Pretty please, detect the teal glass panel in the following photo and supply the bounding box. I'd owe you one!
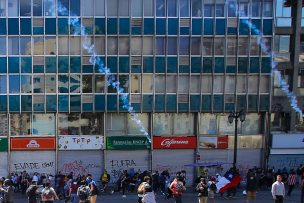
[0,57,7,73]
[83,103,93,112]
[144,18,154,34]
[216,19,226,35]
[237,95,247,111]
[214,57,224,73]
[95,18,105,34]
[107,57,118,73]
[156,18,166,35]
[213,95,224,112]
[204,19,213,35]
[70,57,81,73]
[239,19,250,35]
[143,57,153,73]
[168,18,178,35]
[132,27,142,35]
[58,75,69,93]
[190,95,200,111]
[143,95,153,112]
[261,57,272,73]
[250,57,260,73]
[45,57,57,73]
[155,94,165,112]
[0,96,7,111]
[131,103,141,112]
[263,19,273,35]
[225,103,235,112]
[21,57,32,73]
[179,65,190,73]
[167,57,177,73]
[20,18,32,35]
[8,18,19,35]
[58,95,69,112]
[191,57,201,73]
[107,95,117,111]
[82,65,93,73]
[9,96,20,112]
[166,95,177,112]
[95,95,105,112]
[58,18,69,34]
[119,95,129,112]
[58,56,69,73]
[94,56,106,73]
[131,65,141,73]
[203,57,213,73]
[45,18,56,34]
[46,95,57,112]
[9,76,20,93]
[155,57,166,73]
[33,65,44,73]
[107,18,118,34]
[238,57,248,73]
[178,103,188,112]
[8,57,19,73]
[21,95,32,112]
[0,19,6,35]
[180,27,189,35]
[33,27,44,35]
[70,18,81,35]
[119,57,129,73]
[251,19,261,35]
[70,95,81,112]
[248,95,258,111]
[119,18,130,34]
[192,19,202,35]
[260,95,270,111]
[70,0,80,16]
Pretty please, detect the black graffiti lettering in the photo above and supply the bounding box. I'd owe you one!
[14,162,39,170]
[42,162,54,168]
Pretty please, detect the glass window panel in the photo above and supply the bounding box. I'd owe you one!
[9,75,20,93]
[216,4,225,17]
[156,37,165,55]
[192,0,202,17]
[45,36,56,55]
[58,113,68,134]
[153,113,173,135]
[33,37,44,55]
[94,36,105,55]
[204,4,214,17]
[248,76,258,93]
[179,0,189,17]
[95,75,105,93]
[8,37,19,55]
[156,0,165,17]
[8,0,19,16]
[0,0,6,16]
[58,37,69,55]
[33,0,43,16]
[0,37,6,55]
[202,38,213,56]
[82,0,93,16]
[225,76,235,93]
[45,0,55,16]
[82,75,92,93]
[33,75,44,93]
[263,1,272,17]
[95,0,105,16]
[201,75,212,93]
[131,0,142,17]
[119,37,129,55]
[106,113,127,136]
[227,37,237,56]
[178,75,189,93]
[10,114,31,136]
[155,75,165,93]
[168,37,177,55]
[62,114,80,135]
[173,114,194,135]
[260,76,270,93]
[179,37,189,55]
[239,2,248,17]
[127,113,148,134]
[251,1,261,17]
[118,75,129,93]
[166,75,177,93]
[228,2,237,17]
[20,37,31,55]
[142,75,153,93]
[190,75,200,93]
[213,76,224,93]
[45,75,56,93]
[238,37,249,55]
[70,36,81,55]
[167,0,176,17]
[191,37,201,55]
[32,114,55,135]
[70,75,80,93]
[58,75,69,93]
[80,113,102,135]
[0,76,7,94]
[214,38,224,55]
[119,0,129,16]
[20,0,31,16]
[250,37,260,55]
[21,75,32,93]
[143,37,153,55]
[236,75,247,93]
[131,37,142,55]
[107,37,117,55]
[144,0,153,16]
[199,113,217,134]
[107,0,118,16]
[131,75,140,93]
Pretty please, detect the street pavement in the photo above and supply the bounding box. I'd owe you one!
[11,187,303,203]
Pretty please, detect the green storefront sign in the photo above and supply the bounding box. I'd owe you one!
[0,138,8,152]
[106,136,150,150]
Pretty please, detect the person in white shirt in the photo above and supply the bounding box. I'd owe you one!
[271,175,285,203]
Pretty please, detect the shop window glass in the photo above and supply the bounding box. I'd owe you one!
[21,75,32,93]
[106,113,127,136]
[33,114,55,135]
[0,76,7,93]
[199,113,217,134]
[10,114,31,136]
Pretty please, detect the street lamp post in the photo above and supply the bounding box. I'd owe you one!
[228,109,246,169]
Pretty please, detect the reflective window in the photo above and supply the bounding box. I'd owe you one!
[179,37,189,55]
[251,1,261,17]
[143,0,153,16]
[191,37,201,55]
[155,75,165,93]
[82,75,92,93]
[204,4,214,17]
[21,75,32,93]
[201,76,212,93]
[58,37,69,55]
[213,76,224,93]
[107,0,118,16]
[274,35,290,62]
[10,114,31,136]
[107,37,118,55]
[33,75,44,93]
[119,37,130,55]
[167,37,177,55]
[0,37,6,55]
[20,37,31,55]
[95,75,105,93]
[132,0,142,17]
[192,0,202,17]
[166,75,177,93]
[33,37,44,55]
[70,75,80,93]
[20,0,31,16]
[45,37,57,55]
[8,37,19,55]
[156,0,165,16]
[214,38,224,55]
[80,113,102,135]
[143,37,153,55]
[131,37,142,55]
[9,75,20,93]
[156,37,165,55]
[227,37,237,56]
[142,75,153,93]
[0,0,6,16]
[95,0,105,16]
[33,0,43,16]
[263,1,273,17]
[238,37,249,55]
[216,4,225,17]
[59,75,69,93]
[95,36,105,55]
[32,114,55,135]
[178,75,189,93]
[179,0,189,17]
[45,0,56,16]
[46,75,56,93]
[8,0,19,16]
[202,38,213,56]
[0,76,7,94]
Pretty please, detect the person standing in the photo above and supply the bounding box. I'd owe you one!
[170,177,186,203]
[271,175,285,203]
[0,179,14,203]
[196,178,208,203]
[246,172,258,203]
[86,174,98,203]
[68,181,79,203]
[41,182,59,203]
[137,176,151,203]
[286,170,297,196]
[26,181,38,203]
[301,177,304,203]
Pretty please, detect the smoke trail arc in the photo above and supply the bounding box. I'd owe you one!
[57,3,151,142]
[228,0,303,118]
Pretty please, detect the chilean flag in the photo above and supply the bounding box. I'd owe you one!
[216,171,242,193]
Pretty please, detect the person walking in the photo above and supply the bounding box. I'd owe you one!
[170,177,186,203]
[68,181,79,203]
[286,170,297,196]
[26,181,38,203]
[271,175,285,203]
[196,178,208,203]
[41,182,59,203]
[0,179,14,203]
[137,176,151,203]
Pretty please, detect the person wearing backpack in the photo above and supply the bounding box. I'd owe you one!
[170,177,186,203]
[196,178,208,203]
[26,181,38,203]
[0,179,14,203]
[137,176,151,203]
[41,182,58,203]
[77,184,90,203]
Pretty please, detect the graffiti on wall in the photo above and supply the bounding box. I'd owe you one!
[107,159,139,183]
[60,160,101,176]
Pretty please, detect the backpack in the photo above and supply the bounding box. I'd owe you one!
[175,181,185,193]
[42,188,54,200]
[77,185,90,200]
[26,185,37,197]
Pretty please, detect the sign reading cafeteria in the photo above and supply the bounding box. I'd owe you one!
[10,137,56,150]
[58,136,104,150]
[153,136,197,149]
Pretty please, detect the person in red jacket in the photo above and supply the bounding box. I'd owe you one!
[170,177,186,203]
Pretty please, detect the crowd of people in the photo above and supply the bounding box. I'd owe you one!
[0,164,302,203]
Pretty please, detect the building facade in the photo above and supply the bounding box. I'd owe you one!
[0,0,278,183]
